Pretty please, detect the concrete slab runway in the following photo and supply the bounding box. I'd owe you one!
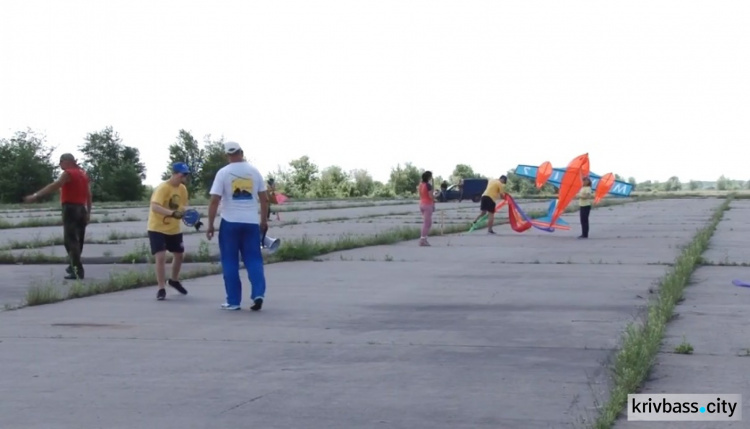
[320,199,716,267]
[0,198,410,217]
[0,199,417,227]
[613,202,750,428]
[0,198,726,429]
[0,200,557,309]
[2,200,553,261]
[0,197,582,244]
[0,199,442,243]
[701,199,750,265]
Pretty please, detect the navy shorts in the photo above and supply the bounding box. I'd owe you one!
[480,196,496,213]
[147,231,184,255]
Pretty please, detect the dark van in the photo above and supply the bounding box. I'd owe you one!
[435,178,488,202]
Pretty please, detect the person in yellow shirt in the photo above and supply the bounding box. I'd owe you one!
[472,175,507,234]
[578,176,593,239]
[147,162,191,300]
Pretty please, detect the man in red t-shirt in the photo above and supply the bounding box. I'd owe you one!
[24,153,92,279]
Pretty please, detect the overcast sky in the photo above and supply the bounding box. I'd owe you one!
[2,0,748,186]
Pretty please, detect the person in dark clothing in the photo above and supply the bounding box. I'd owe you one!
[24,153,91,279]
[62,204,88,277]
[266,178,278,220]
[578,176,593,239]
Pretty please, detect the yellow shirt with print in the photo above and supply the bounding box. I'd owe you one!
[579,186,593,207]
[147,182,189,235]
[482,179,506,202]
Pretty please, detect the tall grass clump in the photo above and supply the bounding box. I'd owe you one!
[26,265,224,306]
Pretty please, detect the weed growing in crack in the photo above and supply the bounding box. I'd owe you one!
[674,337,694,354]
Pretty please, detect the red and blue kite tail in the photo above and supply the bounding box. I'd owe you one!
[506,194,558,233]
[504,194,532,233]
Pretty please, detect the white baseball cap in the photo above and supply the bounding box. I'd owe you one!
[224,141,242,154]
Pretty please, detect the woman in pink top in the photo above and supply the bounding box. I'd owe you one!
[418,171,436,246]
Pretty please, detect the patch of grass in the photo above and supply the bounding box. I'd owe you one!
[120,242,151,263]
[278,209,415,226]
[590,196,731,429]
[197,239,211,260]
[25,282,64,306]
[0,249,67,264]
[267,228,417,262]
[697,259,750,267]
[0,235,123,251]
[0,243,217,265]
[0,236,67,251]
[632,190,750,199]
[274,200,416,213]
[115,242,217,265]
[28,264,224,305]
[0,226,216,254]
[674,337,694,354]
[0,214,142,230]
[107,230,146,241]
[315,216,350,223]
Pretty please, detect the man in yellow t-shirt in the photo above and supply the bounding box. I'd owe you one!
[148,162,191,300]
[472,175,507,234]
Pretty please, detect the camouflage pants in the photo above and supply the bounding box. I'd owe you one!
[62,203,87,277]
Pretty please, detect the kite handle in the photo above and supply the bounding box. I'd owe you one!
[181,209,201,227]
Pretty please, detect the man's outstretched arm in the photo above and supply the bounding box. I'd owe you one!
[24,172,70,202]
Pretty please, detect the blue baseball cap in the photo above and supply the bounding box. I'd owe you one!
[172,162,191,174]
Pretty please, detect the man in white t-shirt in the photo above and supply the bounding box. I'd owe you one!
[205,141,269,311]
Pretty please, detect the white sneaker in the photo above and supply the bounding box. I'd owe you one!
[221,303,241,310]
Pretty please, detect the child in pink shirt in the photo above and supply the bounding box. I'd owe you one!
[418,171,436,246]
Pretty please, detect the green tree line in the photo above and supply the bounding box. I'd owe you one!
[0,127,149,203]
[2,127,747,204]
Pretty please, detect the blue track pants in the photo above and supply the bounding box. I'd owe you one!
[218,219,266,306]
